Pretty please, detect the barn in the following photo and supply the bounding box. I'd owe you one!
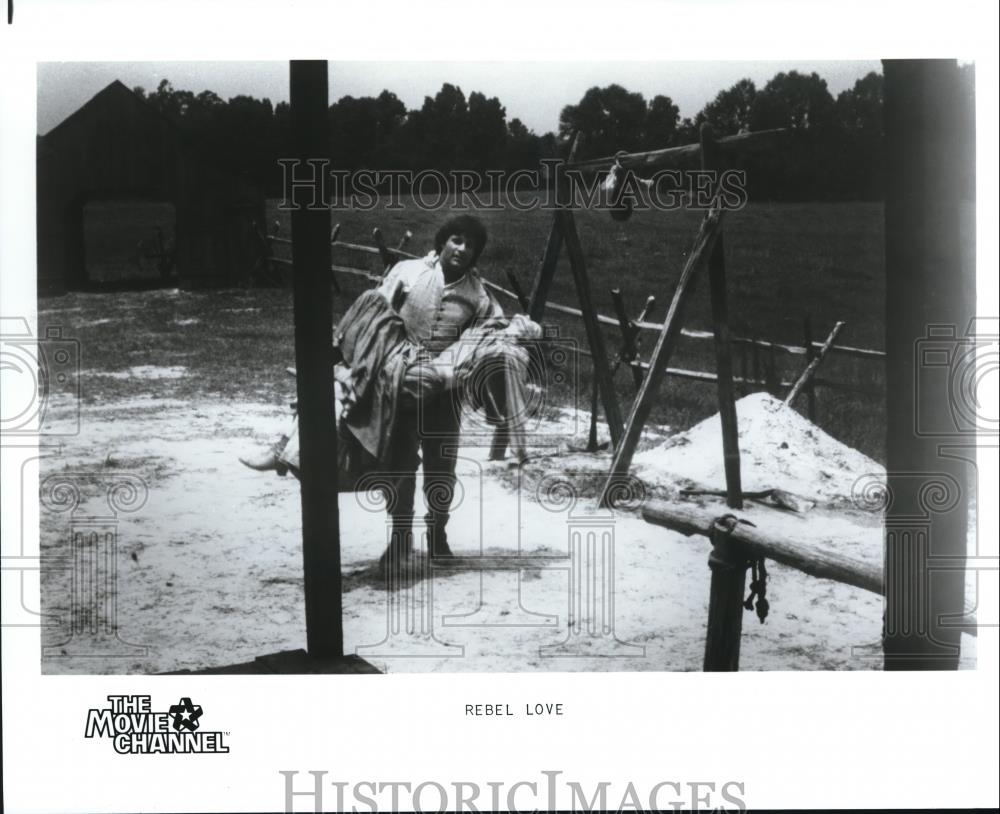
[36,80,265,295]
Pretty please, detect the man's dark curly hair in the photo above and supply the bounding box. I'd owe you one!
[434,215,488,266]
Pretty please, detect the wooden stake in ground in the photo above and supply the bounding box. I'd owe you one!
[289,59,343,658]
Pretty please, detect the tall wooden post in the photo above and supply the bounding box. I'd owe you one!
[701,124,743,509]
[289,60,343,658]
[882,59,970,670]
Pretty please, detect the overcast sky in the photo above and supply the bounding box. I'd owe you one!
[37,60,882,136]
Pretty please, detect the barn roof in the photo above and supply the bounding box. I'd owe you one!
[42,80,174,144]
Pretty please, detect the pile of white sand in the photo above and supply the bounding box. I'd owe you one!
[634,392,884,504]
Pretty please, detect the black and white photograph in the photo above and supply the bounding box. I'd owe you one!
[2,2,998,812]
[28,57,981,675]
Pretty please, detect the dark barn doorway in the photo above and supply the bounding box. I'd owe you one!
[81,197,177,288]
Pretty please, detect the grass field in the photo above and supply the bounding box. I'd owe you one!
[61,197,889,461]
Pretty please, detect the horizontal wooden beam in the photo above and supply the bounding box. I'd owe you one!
[643,499,882,593]
[642,499,979,635]
[565,128,789,175]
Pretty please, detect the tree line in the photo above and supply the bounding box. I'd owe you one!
[134,65,974,202]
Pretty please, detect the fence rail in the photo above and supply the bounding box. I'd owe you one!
[261,225,885,406]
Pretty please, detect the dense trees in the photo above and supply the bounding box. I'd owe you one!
[131,66,975,201]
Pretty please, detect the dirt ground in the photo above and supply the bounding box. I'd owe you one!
[32,285,976,674]
[37,376,975,674]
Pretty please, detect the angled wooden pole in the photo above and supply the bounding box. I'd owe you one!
[560,208,625,448]
[289,60,342,658]
[527,132,582,323]
[599,207,725,507]
[784,321,845,406]
[701,124,743,510]
[492,133,580,460]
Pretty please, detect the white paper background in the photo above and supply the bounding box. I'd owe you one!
[2,1,998,811]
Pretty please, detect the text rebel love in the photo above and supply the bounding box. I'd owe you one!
[465,703,564,716]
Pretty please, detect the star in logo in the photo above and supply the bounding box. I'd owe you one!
[168,698,203,732]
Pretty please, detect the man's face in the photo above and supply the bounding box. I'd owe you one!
[439,233,477,276]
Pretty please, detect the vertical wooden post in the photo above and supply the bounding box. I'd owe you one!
[289,60,343,658]
[803,315,817,422]
[372,227,395,273]
[751,335,762,391]
[739,342,750,396]
[599,208,725,507]
[701,124,743,510]
[765,344,779,395]
[704,529,748,671]
[883,59,969,670]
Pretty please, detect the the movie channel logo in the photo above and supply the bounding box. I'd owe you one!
[85,695,230,755]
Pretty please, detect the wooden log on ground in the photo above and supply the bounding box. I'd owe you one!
[643,499,979,636]
[642,499,882,594]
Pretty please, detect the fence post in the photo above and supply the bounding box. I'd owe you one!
[701,124,742,510]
